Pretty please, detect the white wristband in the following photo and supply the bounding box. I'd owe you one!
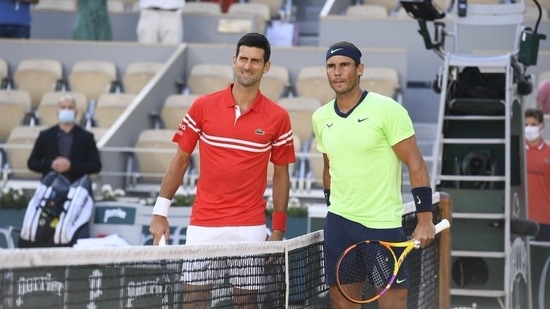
[152,196,172,217]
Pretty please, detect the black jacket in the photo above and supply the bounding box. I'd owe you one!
[27,125,102,183]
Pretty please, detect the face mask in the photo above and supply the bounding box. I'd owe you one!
[58,109,76,124]
[525,125,541,142]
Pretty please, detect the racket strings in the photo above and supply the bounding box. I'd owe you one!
[337,243,396,302]
[373,248,393,287]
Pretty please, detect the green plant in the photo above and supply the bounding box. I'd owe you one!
[138,194,196,207]
[287,204,308,217]
[172,194,195,207]
[0,187,31,209]
[100,184,125,201]
[265,197,308,217]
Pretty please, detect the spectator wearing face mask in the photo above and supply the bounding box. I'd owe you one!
[27,94,101,183]
[524,108,550,241]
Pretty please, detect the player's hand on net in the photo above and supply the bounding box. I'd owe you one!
[150,215,170,246]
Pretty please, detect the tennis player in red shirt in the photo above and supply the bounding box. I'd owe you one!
[149,32,296,308]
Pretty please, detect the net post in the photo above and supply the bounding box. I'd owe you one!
[437,191,453,309]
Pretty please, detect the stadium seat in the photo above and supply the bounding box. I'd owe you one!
[436,0,451,11]
[0,90,32,142]
[86,127,108,143]
[4,125,47,180]
[187,63,233,95]
[33,0,77,11]
[274,96,317,191]
[94,93,136,128]
[295,66,335,104]
[13,58,63,110]
[361,67,400,99]
[277,97,322,144]
[68,60,118,102]
[37,91,88,127]
[261,64,290,101]
[227,2,270,33]
[161,94,199,130]
[228,2,270,20]
[182,1,222,15]
[366,0,400,12]
[345,4,389,18]
[122,61,163,94]
[248,0,284,19]
[130,129,199,188]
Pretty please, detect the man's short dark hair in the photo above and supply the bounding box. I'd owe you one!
[525,108,543,123]
[235,33,271,63]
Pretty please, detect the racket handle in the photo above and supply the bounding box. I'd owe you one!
[435,219,451,234]
[159,235,167,246]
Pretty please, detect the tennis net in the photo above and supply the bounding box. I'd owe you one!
[0,192,451,309]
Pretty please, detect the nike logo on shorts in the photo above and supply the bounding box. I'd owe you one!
[396,278,406,284]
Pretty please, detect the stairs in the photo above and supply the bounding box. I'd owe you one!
[290,0,325,46]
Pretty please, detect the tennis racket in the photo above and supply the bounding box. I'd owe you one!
[159,235,172,309]
[335,219,450,304]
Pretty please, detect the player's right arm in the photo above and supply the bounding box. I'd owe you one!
[150,147,192,245]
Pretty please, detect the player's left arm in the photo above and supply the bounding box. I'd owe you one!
[392,135,435,247]
[268,163,290,241]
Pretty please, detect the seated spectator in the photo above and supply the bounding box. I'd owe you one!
[21,95,100,248]
[27,94,102,183]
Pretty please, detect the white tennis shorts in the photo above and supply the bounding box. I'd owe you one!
[181,225,268,289]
